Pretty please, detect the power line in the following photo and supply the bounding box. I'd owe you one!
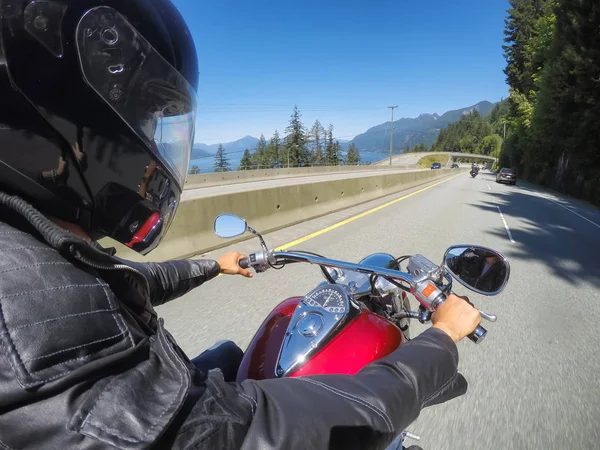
[196,125,442,151]
[199,103,387,109]
[190,125,440,161]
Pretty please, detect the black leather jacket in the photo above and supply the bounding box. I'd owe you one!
[0,193,466,450]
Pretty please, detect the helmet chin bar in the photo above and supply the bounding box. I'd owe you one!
[125,211,164,254]
[93,179,176,255]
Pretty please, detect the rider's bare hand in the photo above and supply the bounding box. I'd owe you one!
[431,294,481,343]
[217,251,253,278]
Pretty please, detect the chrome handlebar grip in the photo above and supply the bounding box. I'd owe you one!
[468,325,487,343]
[245,250,271,273]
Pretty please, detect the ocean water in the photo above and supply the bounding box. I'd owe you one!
[188,151,388,174]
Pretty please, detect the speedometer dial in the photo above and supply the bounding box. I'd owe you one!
[304,287,346,313]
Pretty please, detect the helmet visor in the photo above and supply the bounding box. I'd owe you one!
[75,6,196,189]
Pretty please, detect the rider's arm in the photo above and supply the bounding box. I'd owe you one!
[125,259,221,306]
[232,295,478,449]
[236,327,463,450]
[121,251,251,306]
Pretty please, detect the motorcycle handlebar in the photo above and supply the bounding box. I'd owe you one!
[467,325,487,343]
[243,249,490,345]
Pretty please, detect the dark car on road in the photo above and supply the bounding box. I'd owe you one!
[451,163,459,168]
[431,162,441,169]
[496,167,517,185]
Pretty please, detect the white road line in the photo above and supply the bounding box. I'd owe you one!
[519,186,600,230]
[548,198,600,230]
[487,184,491,191]
[497,206,516,243]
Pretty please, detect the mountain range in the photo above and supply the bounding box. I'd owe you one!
[191,135,260,160]
[191,100,497,160]
[349,101,496,152]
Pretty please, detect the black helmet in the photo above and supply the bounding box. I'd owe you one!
[0,0,198,254]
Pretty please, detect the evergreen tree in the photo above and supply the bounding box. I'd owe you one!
[310,120,325,165]
[266,130,281,166]
[488,99,511,136]
[333,141,342,165]
[500,0,556,171]
[214,144,230,172]
[188,165,200,174]
[414,142,428,152]
[526,0,600,199]
[239,149,253,170]
[495,0,600,204]
[345,143,361,165]
[503,0,553,96]
[284,105,309,166]
[252,134,269,167]
[431,112,492,153]
[325,124,336,165]
[478,134,503,157]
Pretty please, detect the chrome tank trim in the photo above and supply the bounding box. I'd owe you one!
[274,284,360,377]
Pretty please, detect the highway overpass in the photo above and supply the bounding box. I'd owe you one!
[376,151,496,166]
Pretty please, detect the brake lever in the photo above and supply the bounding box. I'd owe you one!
[479,310,497,322]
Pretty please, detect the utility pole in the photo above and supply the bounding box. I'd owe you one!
[388,106,398,166]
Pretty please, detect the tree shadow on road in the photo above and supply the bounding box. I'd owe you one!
[467,178,600,289]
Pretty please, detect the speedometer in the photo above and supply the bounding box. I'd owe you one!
[304,287,346,313]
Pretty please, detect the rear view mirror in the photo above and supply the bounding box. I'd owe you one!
[214,214,247,238]
[443,245,510,296]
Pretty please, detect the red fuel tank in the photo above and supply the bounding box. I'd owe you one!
[236,297,403,383]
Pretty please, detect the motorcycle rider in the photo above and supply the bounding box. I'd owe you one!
[0,1,482,449]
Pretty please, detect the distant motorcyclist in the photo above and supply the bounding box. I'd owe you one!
[0,1,481,449]
[470,163,480,177]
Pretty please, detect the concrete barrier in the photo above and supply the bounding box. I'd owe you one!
[185,164,416,189]
[103,168,465,262]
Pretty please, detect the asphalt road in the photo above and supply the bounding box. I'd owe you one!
[157,170,600,450]
[181,166,426,200]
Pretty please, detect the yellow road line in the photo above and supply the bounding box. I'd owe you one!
[274,172,463,251]
[215,172,463,276]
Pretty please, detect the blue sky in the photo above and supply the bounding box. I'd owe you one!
[171,0,510,144]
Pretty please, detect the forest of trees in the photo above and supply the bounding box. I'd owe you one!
[220,106,361,171]
[424,0,600,205]
[499,0,600,204]
[429,104,507,158]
